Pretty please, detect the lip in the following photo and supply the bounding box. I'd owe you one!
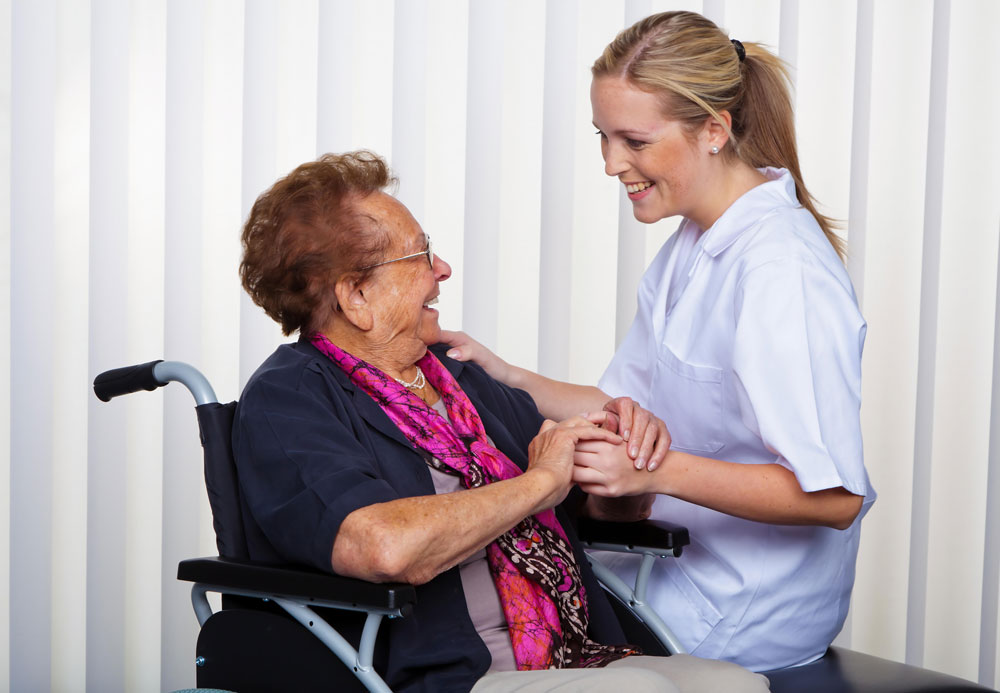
[626,184,655,201]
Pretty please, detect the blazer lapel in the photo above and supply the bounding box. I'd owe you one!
[351,386,419,451]
[297,338,418,452]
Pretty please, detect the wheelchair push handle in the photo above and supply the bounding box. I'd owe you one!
[93,360,218,406]
[93,360,165,401]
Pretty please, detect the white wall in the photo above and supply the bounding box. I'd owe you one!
[3,0,999,690]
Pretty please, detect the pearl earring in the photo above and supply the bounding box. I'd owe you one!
[710,146,720,155]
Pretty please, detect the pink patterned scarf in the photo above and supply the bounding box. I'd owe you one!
[310,334,635,669]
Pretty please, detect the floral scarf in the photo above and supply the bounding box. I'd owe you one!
[309,333,636,669]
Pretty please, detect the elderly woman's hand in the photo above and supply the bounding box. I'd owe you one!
[599,397,671,471]
[441,330,512,383]
[527,417,622,511]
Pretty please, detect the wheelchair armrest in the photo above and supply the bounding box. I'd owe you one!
[177,556,416,615]
[577,517,690,557]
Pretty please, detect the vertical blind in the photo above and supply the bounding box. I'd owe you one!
[3,0,1000,690]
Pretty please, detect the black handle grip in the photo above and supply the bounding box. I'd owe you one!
[93,360,165,402]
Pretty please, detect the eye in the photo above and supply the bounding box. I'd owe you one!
[626,138,647,150]
[595,129,607,140]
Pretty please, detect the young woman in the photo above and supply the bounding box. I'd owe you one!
[444,11,875,672]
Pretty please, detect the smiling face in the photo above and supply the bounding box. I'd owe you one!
[354,192,451,367]
[591,76,717,226]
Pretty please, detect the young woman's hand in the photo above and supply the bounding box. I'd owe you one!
[440,330,512,383]
[601,397,671,471]
[527,417,622,510]
[572,439,653,498]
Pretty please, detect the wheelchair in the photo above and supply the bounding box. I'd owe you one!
[94,360,994,693]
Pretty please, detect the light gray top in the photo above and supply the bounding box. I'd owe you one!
[428,398,517,672]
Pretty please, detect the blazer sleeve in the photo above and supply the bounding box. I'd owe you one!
[233,361,404,572]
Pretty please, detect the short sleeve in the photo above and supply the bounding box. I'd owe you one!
[233,366,402,572]
[732,257,869,495]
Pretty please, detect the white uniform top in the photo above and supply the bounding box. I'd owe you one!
[598,168,876,672]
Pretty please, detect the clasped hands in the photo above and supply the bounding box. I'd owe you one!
[574,397,670,499]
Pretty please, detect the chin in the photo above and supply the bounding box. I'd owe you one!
[632,208,662,224]
[420,324,442,347]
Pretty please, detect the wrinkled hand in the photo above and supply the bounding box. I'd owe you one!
[601,397,671,471]
[528,417,622,509]
[440,329,511,382]
[572,440,652,498]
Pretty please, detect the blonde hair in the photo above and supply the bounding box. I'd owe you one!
[593,11,844,259]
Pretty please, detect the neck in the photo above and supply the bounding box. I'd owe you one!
[319,323,424,382]
[691,161,768,230]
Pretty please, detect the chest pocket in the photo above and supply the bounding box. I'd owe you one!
[652,345,725,454]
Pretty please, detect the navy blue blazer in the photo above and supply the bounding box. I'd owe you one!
[233,339,627,693]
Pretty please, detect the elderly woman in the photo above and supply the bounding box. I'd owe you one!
[233,151,768,693]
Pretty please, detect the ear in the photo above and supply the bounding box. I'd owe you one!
[333,275,374,332]
[702,111,732,152]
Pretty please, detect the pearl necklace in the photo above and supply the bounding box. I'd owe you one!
[394,366,426,390]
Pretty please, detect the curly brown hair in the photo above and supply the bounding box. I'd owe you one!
[240,151,397,335]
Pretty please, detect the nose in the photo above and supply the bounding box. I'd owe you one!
[603,140,628,178]
[433,253,452,282]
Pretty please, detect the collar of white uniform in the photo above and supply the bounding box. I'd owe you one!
[697,167,797,258]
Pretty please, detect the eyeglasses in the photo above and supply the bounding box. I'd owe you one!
[358,234,433,271]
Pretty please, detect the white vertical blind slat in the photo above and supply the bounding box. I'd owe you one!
[392,0,427,220]
[982,228,1000,686]
[161,3,207,690]
[795,0,856,240]
[777,0,798,83]
[123,2,168,688]
[569,1,621,384]
[846,0,873,306]
[86,0,131,688]
[907,0,949,668]
[317,0,356,156]
[239,0,281,388]
[835,0,874,648]
[52,0,91,688]
[495,0,544,371]
[275,3,318,178]
[0,0,12,685]
[200,0,244,420]
[462,0,504,350]
[701,0,725,26]
[349,0,394,159]
[537,0,577,379]
[10,2,56,690]
[614,0,653,348]
[422,0,468,335]
[723,0,780,49]
[851,0,933,664]
[924,0,1000,680]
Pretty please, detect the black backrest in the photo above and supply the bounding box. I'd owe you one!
[195,401,250,560]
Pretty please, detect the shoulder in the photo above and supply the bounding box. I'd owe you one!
[732,207,855,298]
[238,340,349,421]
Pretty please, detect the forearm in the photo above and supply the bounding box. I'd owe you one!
[504,364,610,420]
[652,451,863,529]
[332,469,562,584]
